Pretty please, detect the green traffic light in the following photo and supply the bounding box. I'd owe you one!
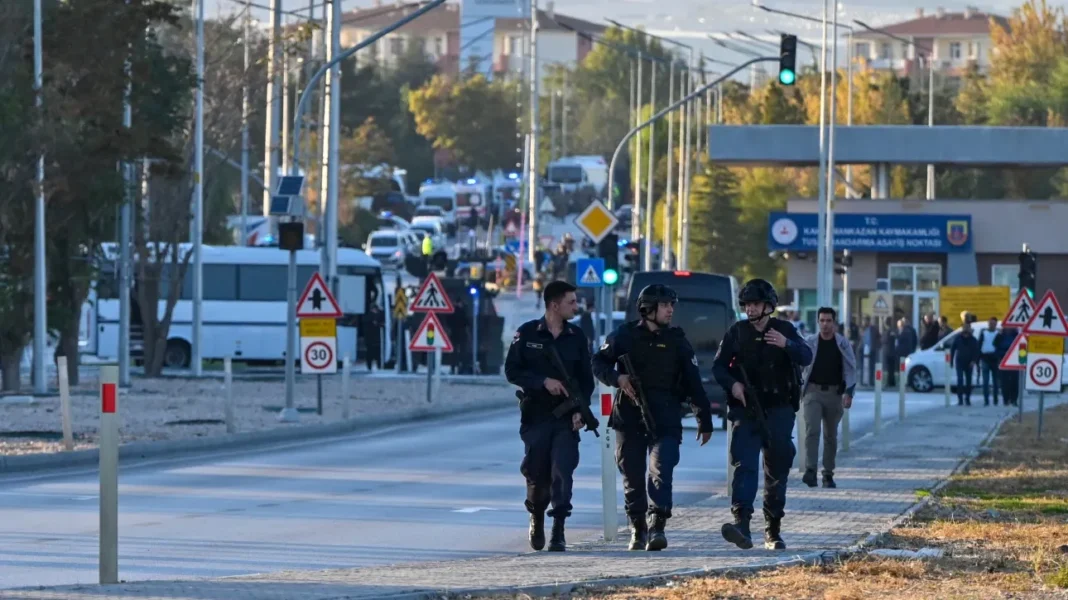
[603,269,619,286]
[779,69,796,85]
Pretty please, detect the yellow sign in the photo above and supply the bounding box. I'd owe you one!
[939,286,1011,329]
[393,287,408,319]
[1028,334,1064,356]
[300,317,337,338]
[574,200,619,244]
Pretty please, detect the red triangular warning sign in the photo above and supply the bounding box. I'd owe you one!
[410,272,455,314]
[998,334,1027,371]
[1002,290,1036,327]
[1022,290,1068,337]
[296,272,342,318]
[408,312,453,352]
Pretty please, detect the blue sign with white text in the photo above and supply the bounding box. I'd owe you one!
[767,212,973,253]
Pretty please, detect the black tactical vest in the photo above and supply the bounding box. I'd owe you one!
[735,319,800,409]
[630,327,680,393]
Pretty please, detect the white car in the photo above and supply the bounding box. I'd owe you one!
[904,321,1068,392]
[363,229,417,268]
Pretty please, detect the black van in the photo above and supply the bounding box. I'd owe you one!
[624,270,738,425]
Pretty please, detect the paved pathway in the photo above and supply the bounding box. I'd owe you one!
[5,400,1051,600]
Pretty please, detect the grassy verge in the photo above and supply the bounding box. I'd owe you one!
[489,403,1068,599]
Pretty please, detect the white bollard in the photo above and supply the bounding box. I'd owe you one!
[224,357,235,434]
[873,366,883,435]
[58,356,73,451]
[898,357,907,422]
[341,353,351,420]
[794,400,807,472]
[99,365,119,584]
[599,382,617,542]
[405,329,413,373]
[944,350,952,407]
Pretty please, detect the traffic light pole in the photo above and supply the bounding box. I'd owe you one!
[606,57,777,212]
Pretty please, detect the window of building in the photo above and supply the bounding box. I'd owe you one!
[389,37,404,57]
[412,37,426,56]
[888,263,942,326]
[508,35,523,55]
[901,42,910,59]
[434,36,444,56]
[949,42,962,59]
[854,42,871,59]
[992,264,1019,297]
[968,41,980,59]
[880,42,891,59]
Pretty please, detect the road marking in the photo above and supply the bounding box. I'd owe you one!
[0,491,94,501]
[452,507,499,513]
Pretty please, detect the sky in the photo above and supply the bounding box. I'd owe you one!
[205,0,1026,66]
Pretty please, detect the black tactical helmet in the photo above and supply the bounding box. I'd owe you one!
[738,278,778,308]
[638,284,678,317]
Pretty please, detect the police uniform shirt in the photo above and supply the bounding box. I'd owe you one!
[505,318,594,424]
[591,320,714,434]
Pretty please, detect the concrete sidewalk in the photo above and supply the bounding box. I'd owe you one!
[5,401,1047,600]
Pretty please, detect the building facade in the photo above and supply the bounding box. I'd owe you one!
[852,6,1008,81]
[335,1,601,84]
[770,198,1068,330]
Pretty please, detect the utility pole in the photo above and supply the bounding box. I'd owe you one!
[815,0,830,307]
[32,0,47,394]
[825,6,839,300]
[119,16,134,387]
[240,0,251,245]
[191,0,205,377]
[527,0,539,265]
[320,0,341,289]
[633,56,643,244]
[680,64,693,269]
[661,59,674,270]
[561,69,569,156]
[643,62,656,272]
[263,0,283,218]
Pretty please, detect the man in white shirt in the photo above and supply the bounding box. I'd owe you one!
[976,317,1000,406]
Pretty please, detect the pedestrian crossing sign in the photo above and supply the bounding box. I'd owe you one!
[410,272,455,314]
[1002,289,1037,327]
[575,258,605,288]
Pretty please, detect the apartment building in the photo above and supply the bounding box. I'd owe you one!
[852,6,1008,81]
[334,1,602,83]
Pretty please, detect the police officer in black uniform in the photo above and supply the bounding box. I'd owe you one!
[505,280,598,552]
[592,284,714,551]
[712,279,812,551]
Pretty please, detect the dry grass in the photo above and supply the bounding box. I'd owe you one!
[474,404,1068,600]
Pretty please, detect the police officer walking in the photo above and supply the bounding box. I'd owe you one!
[592,284,714,551]
[505,280,598,552]
[712,279,812,551]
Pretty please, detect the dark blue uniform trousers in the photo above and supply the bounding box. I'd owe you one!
[520,419,580,518]
[728,404,796,521]
[615,430,681,518]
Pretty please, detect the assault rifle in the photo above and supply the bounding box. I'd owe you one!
[734,360,774,452]
[545,346,600,437]
[618,354,657,439]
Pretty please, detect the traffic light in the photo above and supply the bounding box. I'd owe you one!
[622,240,641,273]
[779,33,797,86]
[598,233,619,273]
[1018,248,1037,297]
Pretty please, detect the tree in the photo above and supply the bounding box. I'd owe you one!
[408,74,518,172]
[687,159,745,276]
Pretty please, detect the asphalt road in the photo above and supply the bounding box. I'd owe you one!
[0,386,950,589]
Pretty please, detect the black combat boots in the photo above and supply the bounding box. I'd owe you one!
[822,472,837,488]
[646,513,668,551]
[802,469,818,487]
[547,516,567,552]
[765,518,786,550]
[628,514,648,551]
[528,512,545,551]
[721,509,753,550]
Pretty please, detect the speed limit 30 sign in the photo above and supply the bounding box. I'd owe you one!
[300,317,338,375]
[1026,345,1062,393]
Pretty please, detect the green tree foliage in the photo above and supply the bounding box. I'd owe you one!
[408,73,518,172]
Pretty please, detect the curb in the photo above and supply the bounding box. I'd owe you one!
[0,397,513,475]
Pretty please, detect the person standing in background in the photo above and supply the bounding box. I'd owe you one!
[950,326,981,406]
[881,317,897,388]
[976,317,1001,406]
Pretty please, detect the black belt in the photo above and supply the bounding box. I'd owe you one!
[810,383,836,391]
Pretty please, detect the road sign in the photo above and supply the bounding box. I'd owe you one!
[868,291,892,318]
[539,235,554,248]
[539,197,556,214]
[1022,290,1068,337]
[409,312,454,352]
[504,221,518,236]
[393,286,408,320]
[410,272,455,313]
[1026,353,1061,392]
[299,317,337,338]
[296,272,343,318]
[574,200,619,244]
[939,286,1010,329]
[999,334,1028,371]
[1003,289,1037,327]
[576,258,605,288]
[300,337,337,374]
